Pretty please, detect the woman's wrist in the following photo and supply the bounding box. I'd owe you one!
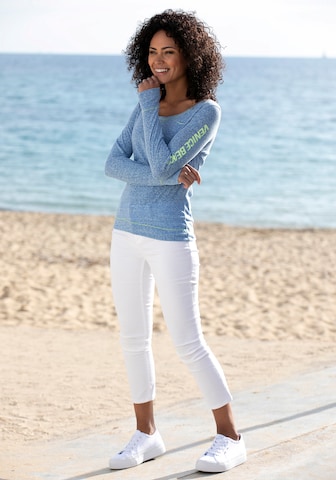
[139,88,161,110]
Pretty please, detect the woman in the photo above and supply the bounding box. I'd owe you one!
[105,9,246,473]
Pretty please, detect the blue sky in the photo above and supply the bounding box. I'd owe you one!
[0,0,335,57]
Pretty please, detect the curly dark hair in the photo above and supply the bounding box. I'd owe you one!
[124,9,224,102]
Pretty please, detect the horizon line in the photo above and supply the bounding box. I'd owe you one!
[0,51,334,60]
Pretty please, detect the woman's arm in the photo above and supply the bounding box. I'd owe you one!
[105,104,158,185]
[105,104,185,186]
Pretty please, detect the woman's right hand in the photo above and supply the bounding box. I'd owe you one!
[138,75,160,93]
[178,164,201,189]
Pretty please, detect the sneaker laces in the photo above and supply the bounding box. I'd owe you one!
[119,430,143,455]
[204,435,229,457]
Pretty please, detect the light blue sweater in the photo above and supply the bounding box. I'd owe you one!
[105,88,221,241]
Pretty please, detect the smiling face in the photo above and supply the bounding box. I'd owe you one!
[148,30,188,86]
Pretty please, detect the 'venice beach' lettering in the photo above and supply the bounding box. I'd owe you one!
[168,124,209,164]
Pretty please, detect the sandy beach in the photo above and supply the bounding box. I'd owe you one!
[1,211,335,472]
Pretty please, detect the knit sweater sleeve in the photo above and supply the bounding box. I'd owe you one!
[105,104,177,186]
[139,88,221,182]
[105,104,154,185]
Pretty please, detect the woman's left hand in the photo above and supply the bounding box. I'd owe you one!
[138,75,160,92]
[178,165,201,189]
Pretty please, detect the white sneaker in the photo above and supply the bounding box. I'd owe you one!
[109,429,166,470]
[196,434,247,473]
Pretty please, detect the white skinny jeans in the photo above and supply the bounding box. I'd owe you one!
[110,229,232,409]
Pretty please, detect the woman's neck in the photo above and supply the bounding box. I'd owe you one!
[159,84,196,116]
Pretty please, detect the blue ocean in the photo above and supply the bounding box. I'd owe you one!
[0,53,335,228]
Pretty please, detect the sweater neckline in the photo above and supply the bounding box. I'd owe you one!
[159,99,208,119]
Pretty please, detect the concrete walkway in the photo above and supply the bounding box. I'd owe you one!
[3,365,335,480]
